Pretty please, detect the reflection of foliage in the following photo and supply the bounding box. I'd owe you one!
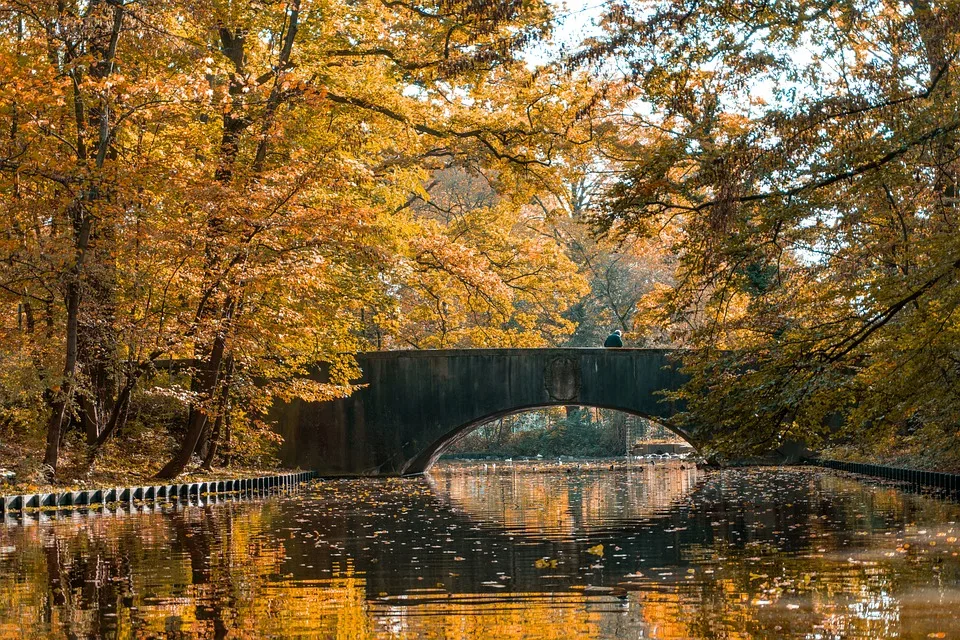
[3,469,960,638]
[434,462,701,539]
[0,502,377,639]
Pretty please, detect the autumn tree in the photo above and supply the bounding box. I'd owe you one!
[1,0,602,479]
[359,166,586,349]
[537,162,675,348]
[507,82,679,349]
[580,0,960,461]
[0,1,213,477]
[149,0,579,479]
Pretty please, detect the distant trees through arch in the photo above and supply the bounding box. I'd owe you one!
[442,407,689,459]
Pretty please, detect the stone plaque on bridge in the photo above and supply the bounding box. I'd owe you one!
[544,355,581,402]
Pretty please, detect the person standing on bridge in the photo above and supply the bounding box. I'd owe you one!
[604,329,623,348]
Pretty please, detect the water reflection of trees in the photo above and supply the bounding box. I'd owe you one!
[0,502,375,638]
[429,462,701,540]
[426,465,960,639]
[3,470,960,638]
[632,471,960,639]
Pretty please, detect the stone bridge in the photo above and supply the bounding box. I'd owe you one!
[273,348,694,476]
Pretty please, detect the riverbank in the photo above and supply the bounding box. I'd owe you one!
[814,458,960,495]
[822,442,960,475]
[0,470,316,520]
[0,463,296,498]
[0,437,290,496]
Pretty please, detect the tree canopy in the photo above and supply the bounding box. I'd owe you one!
[2,0,959,480]
[0,0,594,479]
[584,0,960,463]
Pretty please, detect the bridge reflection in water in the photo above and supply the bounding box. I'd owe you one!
[429,460,700,541]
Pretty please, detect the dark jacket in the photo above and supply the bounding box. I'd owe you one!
[603,332,623,348]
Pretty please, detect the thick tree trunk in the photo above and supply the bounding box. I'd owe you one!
[222,409,233,467]
[43,2,125,476]
[153,377,214,479]
[154,26,249,480]
[153,12,300,479]
[76,2,125,447]
[42,400,68,474]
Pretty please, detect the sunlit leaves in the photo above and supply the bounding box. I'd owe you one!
[582,0,960,462]
[0,0,581,476]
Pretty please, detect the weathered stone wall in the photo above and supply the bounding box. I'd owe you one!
[273,349,690,475]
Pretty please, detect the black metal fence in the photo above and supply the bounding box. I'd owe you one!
[814,459,960,492]
[1,470,316,521]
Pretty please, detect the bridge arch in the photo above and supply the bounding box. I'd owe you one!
[406,404,697,474]
[273,348,691,476]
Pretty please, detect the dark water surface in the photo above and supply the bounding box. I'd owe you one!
[3,462,960,639]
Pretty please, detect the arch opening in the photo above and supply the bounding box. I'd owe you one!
[403,403,698,475]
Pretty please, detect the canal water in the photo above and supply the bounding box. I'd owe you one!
[3,462,960,639]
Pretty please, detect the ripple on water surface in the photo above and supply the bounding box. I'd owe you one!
[2,462,960,639]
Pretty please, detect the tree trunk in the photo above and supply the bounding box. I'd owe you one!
[76,2,125,447]
[222,409,233,468]
[201,356,233,470]
[201,408,224,471]
[153,26,248,480]
[154,300,234,479]
[153,11,301,479]
[44,2,126,474]
[43,213,91,476]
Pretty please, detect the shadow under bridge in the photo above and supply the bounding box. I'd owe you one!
[273,348,691,476]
